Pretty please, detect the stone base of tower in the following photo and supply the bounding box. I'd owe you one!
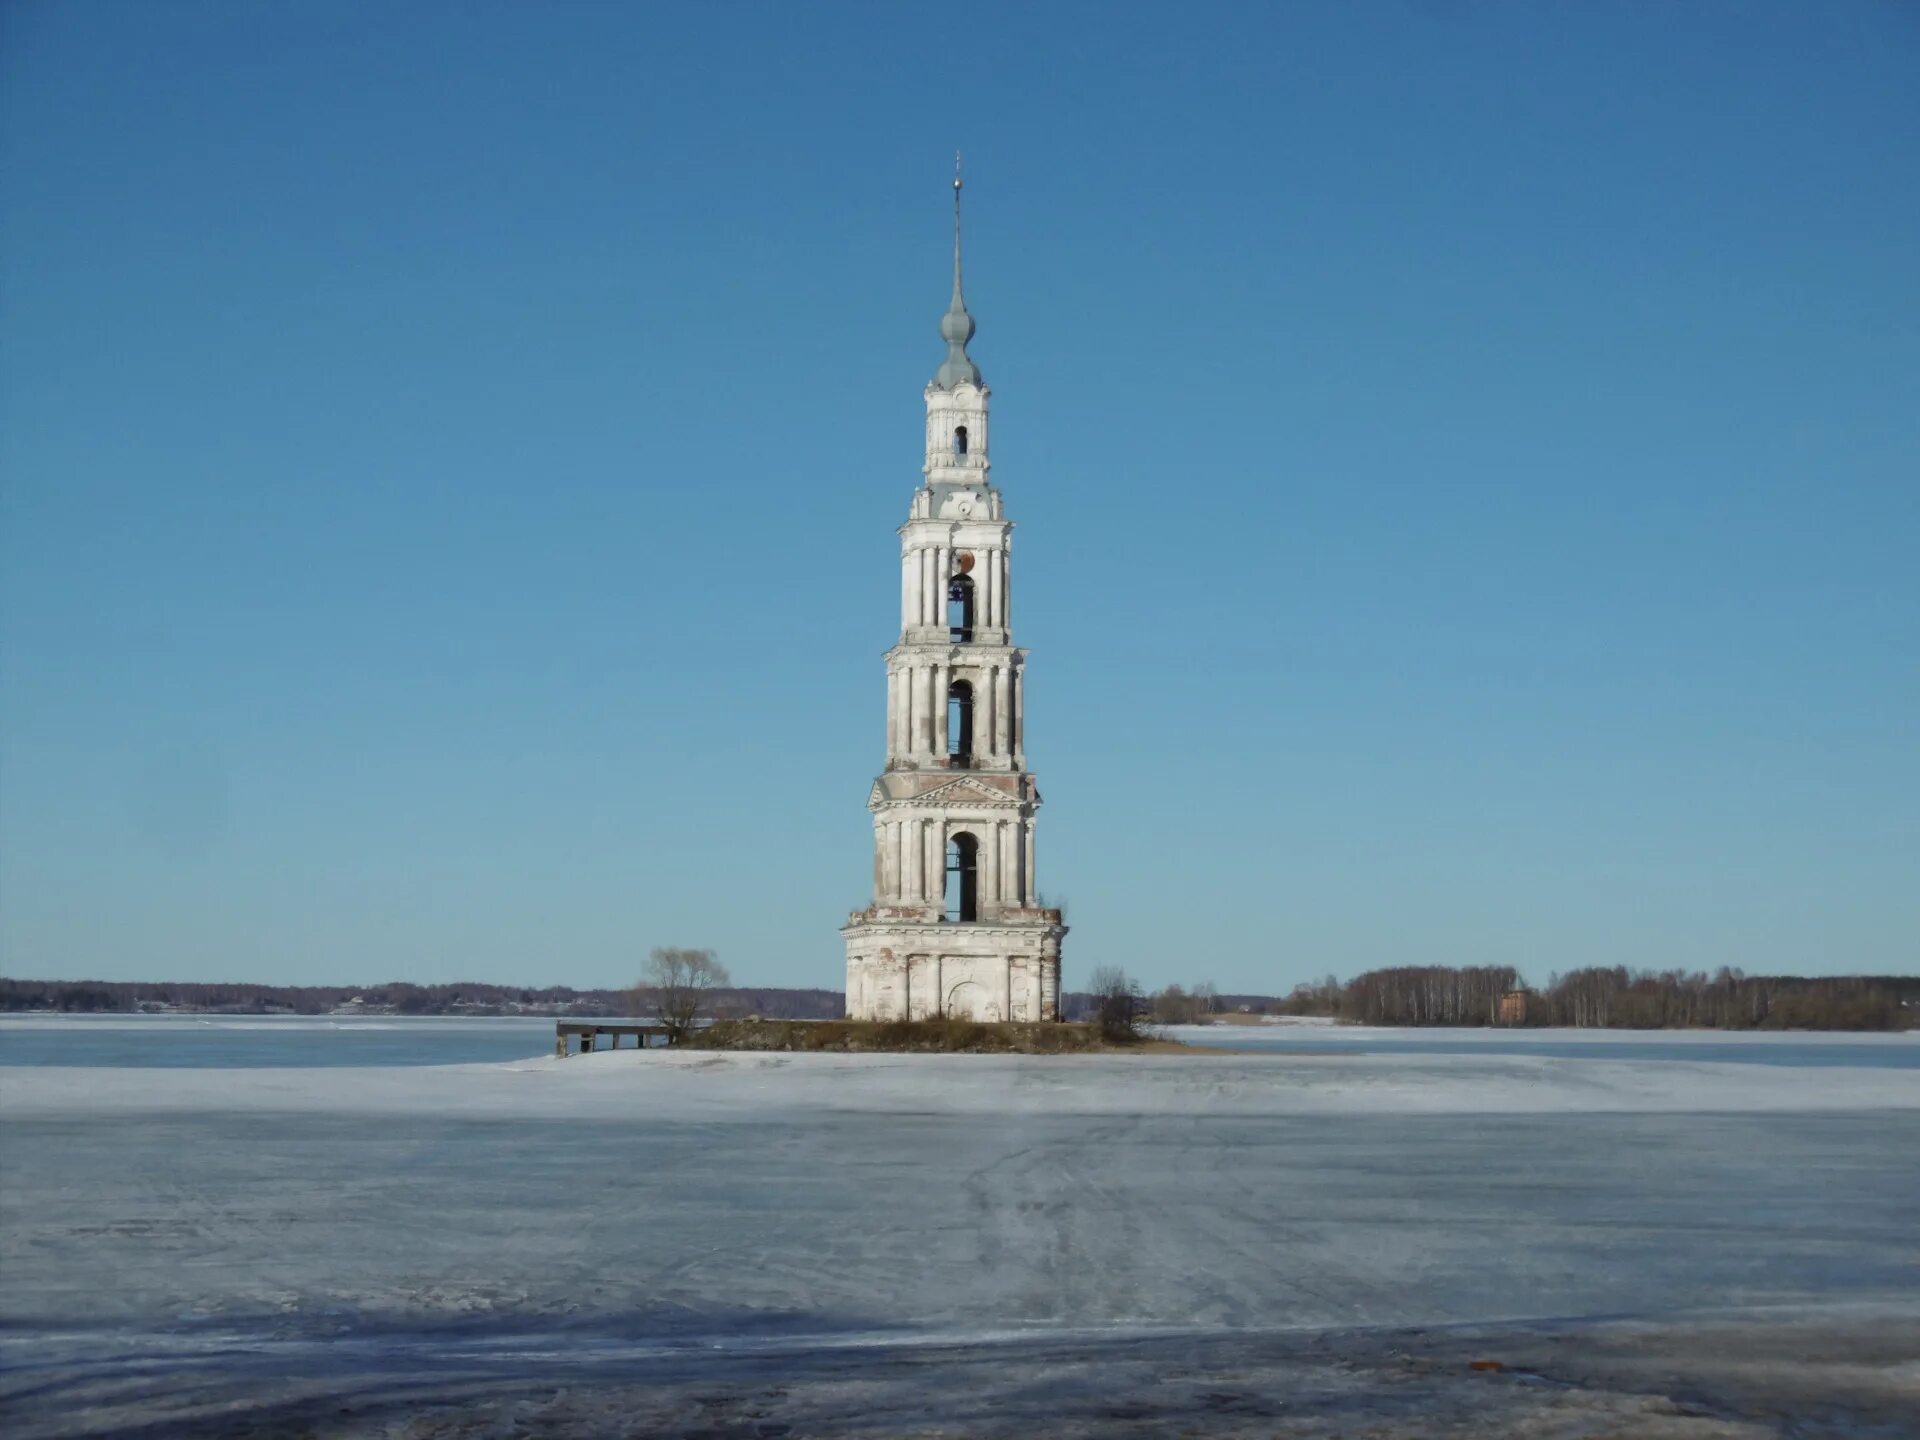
[841,909,1066,1023]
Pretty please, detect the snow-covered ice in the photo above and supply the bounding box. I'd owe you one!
[3,1038,1916,1436]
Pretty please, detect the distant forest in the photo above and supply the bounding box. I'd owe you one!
[0,978,842,1019]
[4,966,1914,1030]
[1265,966,1917,1031]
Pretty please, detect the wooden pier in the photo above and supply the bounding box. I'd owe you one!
[555,1022,670,1057]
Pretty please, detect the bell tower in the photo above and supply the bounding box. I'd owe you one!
[841,165,1067,1024]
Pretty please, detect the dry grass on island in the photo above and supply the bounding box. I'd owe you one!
[684,1017,1191,1054]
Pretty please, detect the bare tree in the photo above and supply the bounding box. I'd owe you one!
[1193,981,1218,1019]
[1145,981,1221,1026]
[632,947,732,1044]
[1088,965,1145,1044]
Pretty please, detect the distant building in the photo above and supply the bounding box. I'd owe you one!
[841,170,1066,1023]
[1497,990,1530,1026]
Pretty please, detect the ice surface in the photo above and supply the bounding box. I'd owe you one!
[3,1042,1917,1436]
[10,1040,1918,1114]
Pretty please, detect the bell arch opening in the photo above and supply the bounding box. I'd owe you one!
[947,679,974,768]
[945,831,979,923]
[953,425,969,455]
[947,574,975,642]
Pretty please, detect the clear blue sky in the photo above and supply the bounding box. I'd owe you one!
[3,2,1915,995]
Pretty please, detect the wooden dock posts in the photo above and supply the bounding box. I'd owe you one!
[555,1022,671,1057]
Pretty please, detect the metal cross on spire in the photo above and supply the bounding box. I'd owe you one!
[952,150,964,301]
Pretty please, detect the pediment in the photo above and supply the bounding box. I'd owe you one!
[910,774,1019,808]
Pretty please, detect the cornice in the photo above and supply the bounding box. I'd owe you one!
[885,640,1023,662]
[842,919,1070,940]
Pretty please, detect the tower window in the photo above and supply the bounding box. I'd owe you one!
[945,832,979,923]
[947,573,975,642]
[953,425,969,456]
[947,679,974,768]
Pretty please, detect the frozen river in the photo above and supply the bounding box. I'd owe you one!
[5,1012,1917,1068]
[2,1022,1916,1436]
[0,1013,577,1068]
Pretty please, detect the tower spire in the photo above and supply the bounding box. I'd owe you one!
[933,152,982,390]
[952,150,965,303]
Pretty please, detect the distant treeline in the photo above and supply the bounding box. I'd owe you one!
[10,969,1912,1030]
[0,978,844,1019]
[1275,966,1916,1030]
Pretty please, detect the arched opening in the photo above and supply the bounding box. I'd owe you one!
[947,679,974,769]
[945,979,984,1020]
[947,573,975,642]
[953,425,969,456]
[945,832,979,923]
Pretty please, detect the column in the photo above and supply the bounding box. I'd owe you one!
[999,549,1010,631]
[927,822,945,914]
[1012,666,1024,756]
[886,669,899,757]
[1003,960,1013,1026]
[919,666,935,754]
[1023,819,1036,906]
[981,665,997,759]
[1001,819,1017,906]
[933,662,948,758]
[904,667,917,756]
[993,667,1011,757]
[979,823,997,909]
[901,549,914,635]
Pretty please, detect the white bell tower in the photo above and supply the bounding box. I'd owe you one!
[841,166,1067,1023]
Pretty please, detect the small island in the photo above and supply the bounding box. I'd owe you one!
[688,1017,1128,1053]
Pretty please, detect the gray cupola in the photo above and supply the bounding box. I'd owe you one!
[931,165,983,390]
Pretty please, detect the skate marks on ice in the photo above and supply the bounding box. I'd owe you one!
[5,1052,1918,1435]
